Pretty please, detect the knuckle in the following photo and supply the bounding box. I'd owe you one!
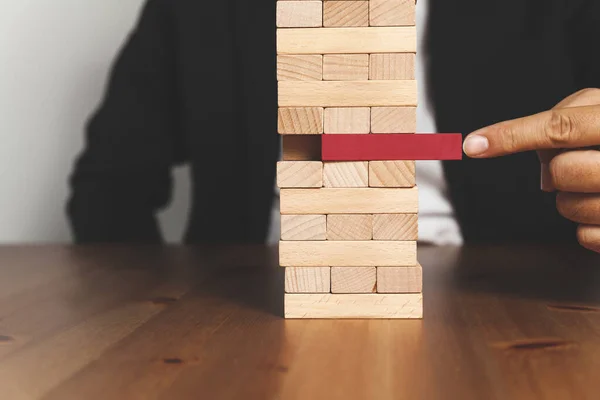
[545,110,575,147]
[495,124,518,153]
[576,88,600,98]
[557,88,600,108]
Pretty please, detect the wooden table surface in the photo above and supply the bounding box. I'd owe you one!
[1,244,600,399]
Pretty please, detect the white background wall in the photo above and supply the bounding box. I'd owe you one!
[0,0,190,243]
[0,1,433,244]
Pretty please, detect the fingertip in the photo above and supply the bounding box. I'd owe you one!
[463,134,490,157]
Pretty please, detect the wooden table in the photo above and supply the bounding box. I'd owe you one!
[1,244,600,399]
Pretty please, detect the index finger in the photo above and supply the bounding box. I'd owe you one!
[463,105,600,158]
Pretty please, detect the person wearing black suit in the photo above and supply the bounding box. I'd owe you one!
[66,0,600,248]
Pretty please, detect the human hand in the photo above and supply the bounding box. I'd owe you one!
[462,88,600,252]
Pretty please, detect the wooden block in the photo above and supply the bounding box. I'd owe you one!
[377,264,422,293]
[321,134,464,161]
[371,107,417,133]
[277,55,323,81]
[369,53,415,80]
[277,1,323,27]
[277,27,417,54]
[324,108,370,134]
[281,214,327,241]
[372,214,418,240]
[285,267,331,293]
[284,293,423,318]
[369,0,416,26]
[282,135,322,161]
[278,80,417,107]
[277,161,323,188]
[323,54,369,81]
[369,161,415,187]
[323,161,368,188]
[327,214,372,240]
[279,240,417,267]
[280,187,418,214]
[331,267,376,293]
[323,1,369,27]
[278,107,324,134]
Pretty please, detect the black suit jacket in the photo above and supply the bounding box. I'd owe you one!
[66,0,600,244]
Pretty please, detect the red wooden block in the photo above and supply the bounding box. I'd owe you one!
[321,134,463,161]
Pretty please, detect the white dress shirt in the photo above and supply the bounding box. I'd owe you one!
[267,0,463,245]
[414,0,463,245]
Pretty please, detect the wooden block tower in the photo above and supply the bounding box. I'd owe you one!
[276,0,461,319]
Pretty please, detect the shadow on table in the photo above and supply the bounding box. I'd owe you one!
[196,243,600,317]
[420,244,600,306]
[208,267,285,317]
[194,245,285,318]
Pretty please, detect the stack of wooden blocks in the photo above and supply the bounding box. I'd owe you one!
[276,0,437,319]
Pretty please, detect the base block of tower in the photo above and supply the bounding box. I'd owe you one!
[284,293,423,319]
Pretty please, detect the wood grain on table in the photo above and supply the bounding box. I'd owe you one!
[1,244,600,399]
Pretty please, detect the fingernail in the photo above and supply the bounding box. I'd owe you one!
[463,135,489,157]
[540,163,555,192]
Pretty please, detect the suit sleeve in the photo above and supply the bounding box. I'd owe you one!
[566,0,600,88]
[66,0,185,243]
